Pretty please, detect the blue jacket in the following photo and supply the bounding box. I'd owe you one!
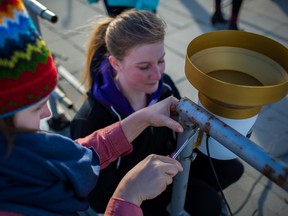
[0,132,100,216]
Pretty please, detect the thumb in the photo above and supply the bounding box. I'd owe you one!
[163,116,183,133]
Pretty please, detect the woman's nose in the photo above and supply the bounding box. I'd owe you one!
[41,103,52,119]
[150,66,163,80]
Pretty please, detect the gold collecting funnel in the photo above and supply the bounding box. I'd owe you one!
[185,30,288,119]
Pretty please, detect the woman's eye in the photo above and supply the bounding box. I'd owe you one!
[34,107,41,112]
[138,65,150,70]
[138,60,164,70]
[138,64,151,70]
[34,104,45,112]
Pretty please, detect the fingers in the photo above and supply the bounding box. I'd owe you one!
[162,115,184,133]
[112,154,183,206]
[167,97,183,132]
[155,154,183,172]
[149,155,183,191]
[139,154,183,200]
[166,96,184,132]
[156,96,184,132]
[170,102,179,119]
[146,154,183,178]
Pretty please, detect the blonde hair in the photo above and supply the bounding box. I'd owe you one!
[82,9,166,90]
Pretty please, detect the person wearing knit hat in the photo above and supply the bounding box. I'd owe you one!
[0,0,58,118]
[0,2,183,215]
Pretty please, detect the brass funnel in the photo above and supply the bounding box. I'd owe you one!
[185,30,288,119]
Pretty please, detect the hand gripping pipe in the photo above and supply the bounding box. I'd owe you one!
[170,97,288,215]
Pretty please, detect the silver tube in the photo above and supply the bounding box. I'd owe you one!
[170,128,197,216]
[57,65,86,95]
[23,0,58,23]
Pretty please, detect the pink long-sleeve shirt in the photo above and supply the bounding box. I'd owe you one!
[77,122,143,215]
[76,121,133,169]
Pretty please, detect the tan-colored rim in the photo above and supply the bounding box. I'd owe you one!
[185,30,288,118]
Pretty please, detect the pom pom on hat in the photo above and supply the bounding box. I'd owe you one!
[0,0,58,118]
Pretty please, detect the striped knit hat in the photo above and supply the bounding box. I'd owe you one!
[0,0,58,118]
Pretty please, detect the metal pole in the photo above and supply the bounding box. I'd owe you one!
[177,97,288,192]
[170,128,197,216]
[171,97,288,215]
[57,65,86,95]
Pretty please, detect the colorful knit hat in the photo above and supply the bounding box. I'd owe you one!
[0,0,58,118]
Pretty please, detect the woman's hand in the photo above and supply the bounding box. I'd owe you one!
[112,154,183,206]
[121,96,183,143]
[142,96,183,132]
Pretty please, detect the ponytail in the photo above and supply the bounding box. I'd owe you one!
[82,17,113,91]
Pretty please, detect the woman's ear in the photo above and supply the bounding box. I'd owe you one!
[108,55,121,71]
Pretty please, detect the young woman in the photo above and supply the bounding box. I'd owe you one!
[0,1,183,215]
[70,9,240,215]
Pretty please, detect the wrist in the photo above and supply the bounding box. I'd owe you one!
[113,184,142,206]
[120,109,150,143]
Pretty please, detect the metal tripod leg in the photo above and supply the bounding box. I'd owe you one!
[47,87,72,131]
[170,126,199,216]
